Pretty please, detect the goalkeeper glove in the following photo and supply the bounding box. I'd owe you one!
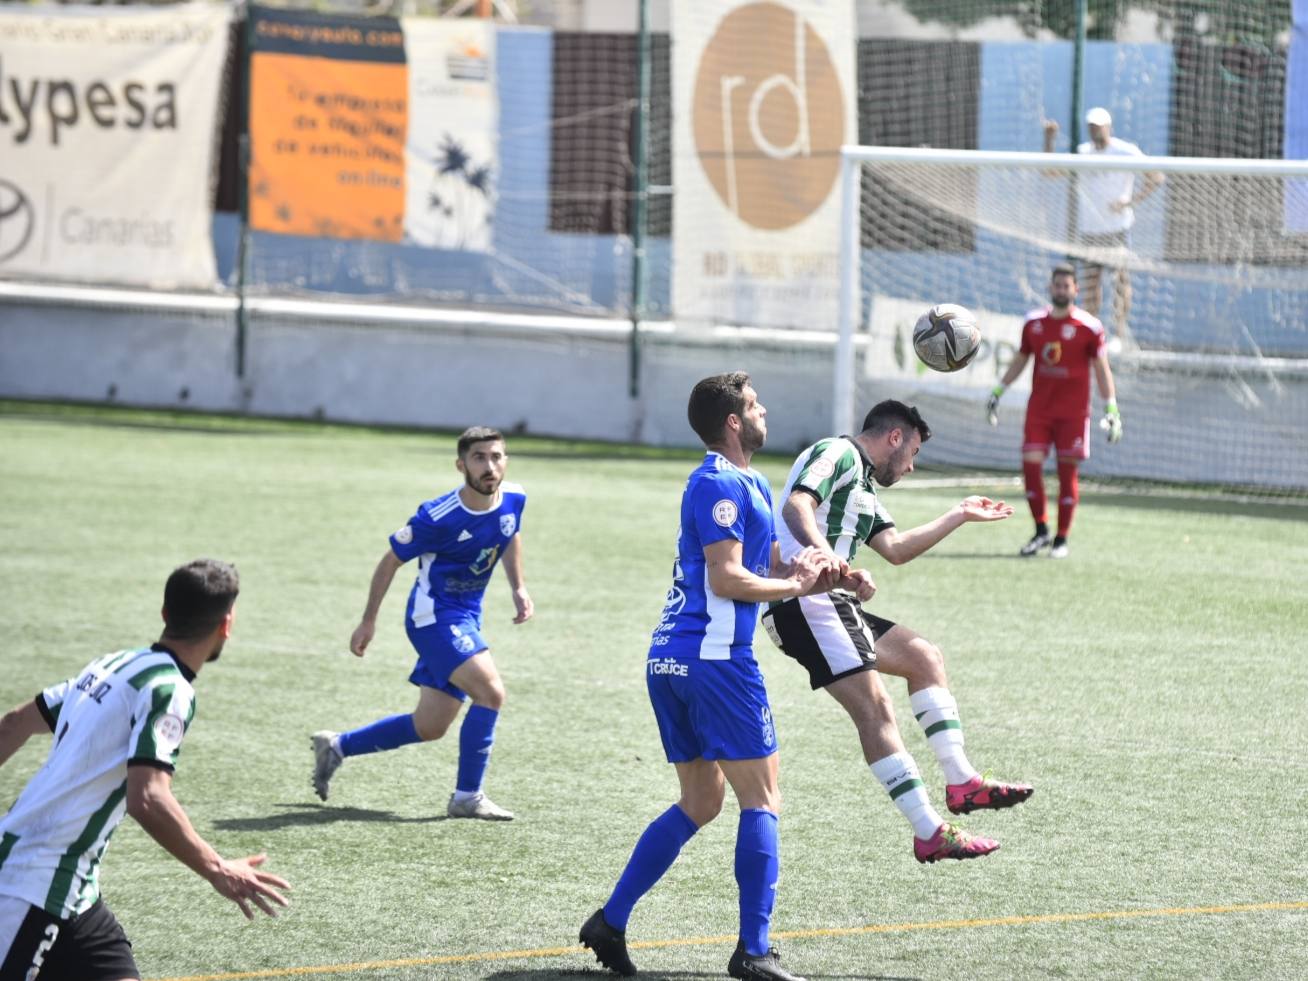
[986,384,1005,426]
[1100,400,1123,444]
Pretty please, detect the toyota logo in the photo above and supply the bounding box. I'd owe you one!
[0,180,35,263]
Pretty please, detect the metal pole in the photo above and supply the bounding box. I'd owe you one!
[629,0,651,399]
[234,3,255,382]
[832,148,860,437]
[1071,0,1087,152]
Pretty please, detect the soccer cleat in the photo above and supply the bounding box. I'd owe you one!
[728,941,806,981]
[447,792,514,821]
[1049,538,1069,559]
[913,822,999,864]
[310,731,343,802]
[946,774,1035,815]
[1019,532,1051,557]
[579,908,637,977]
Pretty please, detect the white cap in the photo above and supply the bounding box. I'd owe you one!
[1085,107,1112,127]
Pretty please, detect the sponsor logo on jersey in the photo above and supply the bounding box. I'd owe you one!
[468,545,499,575]
[712,499,739,527]
[457,529,473,542]
[394,524,414,544]
[500,514,516,537]
[647,658,688,677]
[1041,341,1063,365]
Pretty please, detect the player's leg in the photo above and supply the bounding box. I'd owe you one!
[1051,418,1091,558]
[311,622,463,801]
[582,663,712,976]
[873,621,1032,817]
[1020,414,1052,554]
[445,650,512,820]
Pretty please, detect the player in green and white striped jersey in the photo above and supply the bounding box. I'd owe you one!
[0,560,289,981]
[762,400,1033,864]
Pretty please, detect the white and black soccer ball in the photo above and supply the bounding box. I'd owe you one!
[912,304,981,373]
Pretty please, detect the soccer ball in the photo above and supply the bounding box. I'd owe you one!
[912,304,981,373]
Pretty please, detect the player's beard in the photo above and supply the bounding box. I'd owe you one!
[876,444,912,486]
[465,470,501,496]
[207,639,225,662]
[739,416,766,454]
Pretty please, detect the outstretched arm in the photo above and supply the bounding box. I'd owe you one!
[0,700,48,769]
[350,550,405,657]
[502,533,533,624]
[868,497,1015,566]
[127,765,290,919]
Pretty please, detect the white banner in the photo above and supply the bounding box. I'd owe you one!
[0,3,230,289]
[402,18,497,252]
[672,0,855,329]
[866,295,1029,395]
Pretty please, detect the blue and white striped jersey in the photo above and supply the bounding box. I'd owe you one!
[649,453,776,661]
[389,482,526,628]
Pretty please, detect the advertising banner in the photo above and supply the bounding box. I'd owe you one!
[0,3,230,288]
[671,0,856,329]
[1287,0,1308,233]
[248,8,497,250]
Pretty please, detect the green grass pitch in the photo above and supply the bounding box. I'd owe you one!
[1,401,1305,980]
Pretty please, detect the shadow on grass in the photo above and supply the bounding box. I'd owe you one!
[212,803,449,831]
[486,970,917,981]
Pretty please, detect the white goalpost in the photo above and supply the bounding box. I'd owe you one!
[834,145,1308,497]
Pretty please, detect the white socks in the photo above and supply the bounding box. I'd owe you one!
[910,687,978,786]
[870,752,942,839]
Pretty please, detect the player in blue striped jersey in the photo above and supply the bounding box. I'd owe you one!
[0,560,289,981]
[312,427,532,821]
[581,373,839,981]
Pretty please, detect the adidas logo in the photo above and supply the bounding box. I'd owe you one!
[457,530,473,542]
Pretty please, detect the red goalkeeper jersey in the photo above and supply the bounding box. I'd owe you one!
[1020,305,1105,420]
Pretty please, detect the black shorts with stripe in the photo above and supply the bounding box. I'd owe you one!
[761,591,896,691]
[0,898,139,981]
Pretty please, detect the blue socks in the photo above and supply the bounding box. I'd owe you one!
[339,713,420,757]
[736,808,779,957]
[604,805,699,931]
[455,705,499,793]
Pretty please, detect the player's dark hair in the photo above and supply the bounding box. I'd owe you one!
[687,371,751,445]
[457,426,505,458]
[861,400,931,444]
[1052,262,1077,282]
[162,559,240,640]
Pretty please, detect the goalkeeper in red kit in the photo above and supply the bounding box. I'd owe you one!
[985,263,1121,559]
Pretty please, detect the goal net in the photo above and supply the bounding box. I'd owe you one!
[835,146,1308,497]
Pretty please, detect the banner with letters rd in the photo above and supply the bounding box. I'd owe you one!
[0,3,230,289]
[248,7,497,250]
[672,0,857,329]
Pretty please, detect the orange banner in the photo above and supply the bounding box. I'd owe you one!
[249,10,407,241]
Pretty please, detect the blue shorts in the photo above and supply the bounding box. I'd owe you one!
[646,655,777,763]
[406,618,487,701]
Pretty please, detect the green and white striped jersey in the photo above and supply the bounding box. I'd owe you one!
[775,436,895,563]
[0,645,196,919]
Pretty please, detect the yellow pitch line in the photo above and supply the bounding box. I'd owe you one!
[154,901,1308,981]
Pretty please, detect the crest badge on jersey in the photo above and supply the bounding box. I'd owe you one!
[808,457,836,479]
[153,713,185,752]
[1062,324,1077,340]
[500,514,516,537]
[394,524,414,544]
[712,499,739,527]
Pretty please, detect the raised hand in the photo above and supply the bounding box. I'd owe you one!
[958,496,1015,522]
